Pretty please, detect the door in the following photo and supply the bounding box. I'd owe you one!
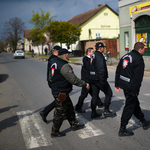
[105,39,117,57]
[135,15,150,56]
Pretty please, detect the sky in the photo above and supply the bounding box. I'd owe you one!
[0,0,119,39]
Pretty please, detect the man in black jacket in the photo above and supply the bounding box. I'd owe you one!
[49,48,90,137]
[115,42,150,137]
[39,45,61,123]
[89,42,116,118]
[75,47,104,115]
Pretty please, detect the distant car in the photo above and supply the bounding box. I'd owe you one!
[13,50,25,59]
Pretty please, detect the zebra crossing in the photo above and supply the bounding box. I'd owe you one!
[17,94,150,149]
[17,110,52,149]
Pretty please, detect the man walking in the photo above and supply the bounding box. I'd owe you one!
[75,47,104,114]
[49,48,90,137]
[89,42,116,118]
[39,45,61,123]
[115,42,150,136]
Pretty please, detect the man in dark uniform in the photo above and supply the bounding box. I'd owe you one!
[75,47,104,115]
[115,42,150,136]
[39,45,61,123]
[89,42,116,118]
[49,48,90,138]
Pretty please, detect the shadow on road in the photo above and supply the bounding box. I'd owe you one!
[0,115,19,133]
[0,74,9,83]
[0,105,18,113]
[127,109,150,132]
[0,60,17,64]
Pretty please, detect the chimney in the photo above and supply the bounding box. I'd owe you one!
[98,4,102,7]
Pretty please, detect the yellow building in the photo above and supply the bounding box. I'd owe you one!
[68,4,120,54]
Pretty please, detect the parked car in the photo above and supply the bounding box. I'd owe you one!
[13,50,25,59]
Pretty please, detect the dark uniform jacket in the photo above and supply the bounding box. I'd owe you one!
[89,51,108,85]
[81,55,91,82]
[47,54,57,82]
[49,56,86,95]
[115,50,145,95]
[47,55,57,88]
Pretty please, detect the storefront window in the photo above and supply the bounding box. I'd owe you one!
[136,33,147,50]
[125,32,129,50]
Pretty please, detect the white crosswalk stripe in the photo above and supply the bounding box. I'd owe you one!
[76,113,104,139]
[144,93,150,96]
[116,96,125,100]
[17,110,52,149]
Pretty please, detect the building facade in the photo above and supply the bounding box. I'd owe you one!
[119,0,150,57]
[24,30,50,55]
[68,4,119,55]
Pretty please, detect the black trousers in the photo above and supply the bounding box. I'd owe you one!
[42,82,55,116]
[42,100,55,116]
[91,81,112,110]
[121,90,145,126]
[75,85,101,110]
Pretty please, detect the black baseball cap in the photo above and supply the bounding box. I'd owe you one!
[59,48,72,55]
[53,45,62,51]
[95,42,106,48]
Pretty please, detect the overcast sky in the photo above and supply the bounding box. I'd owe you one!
[0,0,119,39]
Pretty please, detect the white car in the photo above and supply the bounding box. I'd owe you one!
[13,50,25,59]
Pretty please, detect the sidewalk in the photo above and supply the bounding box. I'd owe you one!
[32,55,150,77]
[69,56,150,77]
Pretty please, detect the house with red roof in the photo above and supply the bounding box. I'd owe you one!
[67,4,120,56]
[24,29,50,55]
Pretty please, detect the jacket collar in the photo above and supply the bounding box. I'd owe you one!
[58,55,69,63]
[132,49,142,56]
[95,50,102,55]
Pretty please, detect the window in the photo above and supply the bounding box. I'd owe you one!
[104,13,108,16]
[95,33,101,39]
[125,32,129,50]
[136,33,147,50]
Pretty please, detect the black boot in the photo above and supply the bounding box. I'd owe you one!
[72,124,85,131]
[91,110,102,119]
[97,98,104,108]
[142,120,150,130]
[75,108,86,113]
[39,111,47,123]
[97,102,104,108]
[51,132,66,138]
[104,105,116,117]
[118,125,134,137]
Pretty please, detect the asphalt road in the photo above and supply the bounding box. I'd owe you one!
[1,53,150,150]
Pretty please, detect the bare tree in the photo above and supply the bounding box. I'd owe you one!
[3,17,26,52]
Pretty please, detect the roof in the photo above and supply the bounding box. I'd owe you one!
[24,30,32,40]
[67,4,118,26]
